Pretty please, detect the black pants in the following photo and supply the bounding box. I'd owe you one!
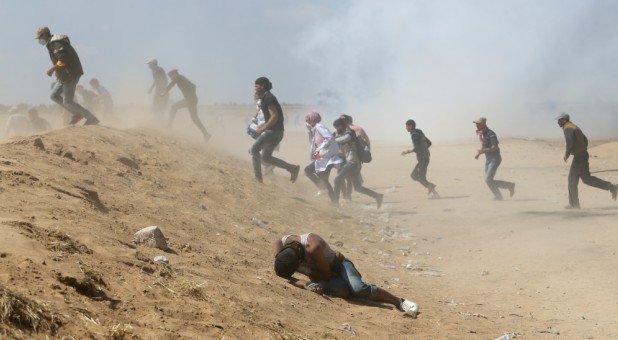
[411,157,434,189]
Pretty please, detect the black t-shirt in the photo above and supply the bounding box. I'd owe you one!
[260,91,284,131]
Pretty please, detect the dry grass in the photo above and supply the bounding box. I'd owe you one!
[0,285,60,335]
[108,323,134,340]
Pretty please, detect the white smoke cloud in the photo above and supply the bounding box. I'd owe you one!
[295,0,618,142]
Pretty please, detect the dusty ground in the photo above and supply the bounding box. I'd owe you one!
[0,107,617,339]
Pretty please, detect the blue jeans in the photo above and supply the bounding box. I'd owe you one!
[333,162,379,202]
[251,130,295,182]
[51,77,96,119]
[484,155,513,199]
[320,260,377,299]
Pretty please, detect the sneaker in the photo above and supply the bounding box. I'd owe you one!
[290,165,300,183]
[427,184,436,195]
[508,183,516,198]
[84,117,100,125]
[69,114,85,125]
[611,184,617,201]
[399,298,419,316]
[376,193,384,209]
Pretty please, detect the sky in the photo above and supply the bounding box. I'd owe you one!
[1,0,618,141]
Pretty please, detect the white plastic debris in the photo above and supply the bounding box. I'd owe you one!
[154,255,169,264]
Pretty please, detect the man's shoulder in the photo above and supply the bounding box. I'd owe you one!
[485,128,497,136]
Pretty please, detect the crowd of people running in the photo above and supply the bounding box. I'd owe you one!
[3,26,617,317]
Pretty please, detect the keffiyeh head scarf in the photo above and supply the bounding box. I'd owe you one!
[305,111,322,127]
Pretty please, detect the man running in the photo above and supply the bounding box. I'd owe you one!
[163,69,211,142]
[402,119,439,198]
[557,112,617,209]
[250,77,300,183]
[35,26,99,125]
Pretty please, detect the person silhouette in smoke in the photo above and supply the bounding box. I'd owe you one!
[163,69,211,143]
[146,58,169,117]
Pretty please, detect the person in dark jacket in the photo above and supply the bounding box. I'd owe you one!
[163,69,210,142]
[35,26,99,125]
[402,119,439,198]
[557,112,617,209]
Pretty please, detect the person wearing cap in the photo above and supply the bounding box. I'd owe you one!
[251,77,301,183]
[402,119,439,198]
[332,118,384,208]
[473,117,515,200]
[556,113,617,209]
[146,58,169,117]
[273,232,419,316]
[163,69,211,142]
[34,26,99,126]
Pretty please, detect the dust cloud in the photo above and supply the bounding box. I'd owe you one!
[295,0,618,142]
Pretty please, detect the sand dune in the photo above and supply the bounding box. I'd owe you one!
[1,113,617,338]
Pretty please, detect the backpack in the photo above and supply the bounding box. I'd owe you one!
[356,136,372,163]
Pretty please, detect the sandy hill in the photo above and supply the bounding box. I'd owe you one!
[1,125,618,339]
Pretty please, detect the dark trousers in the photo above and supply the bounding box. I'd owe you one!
[568,152,613,208]
[411,157,434,189]
[251,130,294,182]
[169,97,208,137]
[333,162,379,202]
[305,163,336,201]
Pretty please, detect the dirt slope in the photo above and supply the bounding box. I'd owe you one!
[1,124,617,339]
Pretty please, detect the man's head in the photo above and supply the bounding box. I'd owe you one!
[89,78,100,89]
[556,112,570,127]
[405,119,416,132]
[254,77,272,96]
[146,58,158,68]
[168,69,179,80]
[305,111,321,127]
[473,117,487,130]
[34,26,51,44]
[333,117,348,134]
[339,114,353,125]
[274,241,304,278]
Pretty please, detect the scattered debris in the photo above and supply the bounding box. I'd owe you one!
[458,312,488,319]
[154,255,169,264]
[536,330,560,335]
[250,217,267,228]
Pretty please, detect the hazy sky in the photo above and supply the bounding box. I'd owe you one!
[1,0,617,140]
